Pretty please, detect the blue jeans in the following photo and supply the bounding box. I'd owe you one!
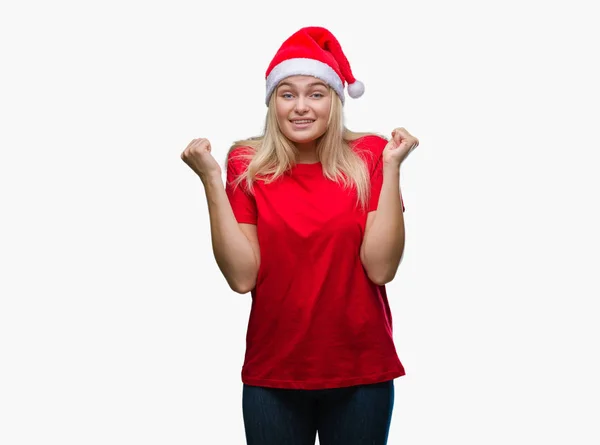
[242,380,394,445]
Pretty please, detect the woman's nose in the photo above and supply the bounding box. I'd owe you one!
[294,97,309,113]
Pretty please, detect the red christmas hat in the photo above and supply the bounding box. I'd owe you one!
[265,26,364,106]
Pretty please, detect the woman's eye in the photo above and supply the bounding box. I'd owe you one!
[280,92,324,99]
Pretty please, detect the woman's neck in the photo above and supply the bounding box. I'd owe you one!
[295,141,319,164]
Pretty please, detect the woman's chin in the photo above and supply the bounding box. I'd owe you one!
[285,130,325,145]
[289,136,313,144]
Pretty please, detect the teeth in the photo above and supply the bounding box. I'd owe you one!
[293,120,313,123]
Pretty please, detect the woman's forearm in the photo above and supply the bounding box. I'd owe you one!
[360,166,405,285]
[202,174,258,294]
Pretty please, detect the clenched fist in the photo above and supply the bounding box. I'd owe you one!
[382,127,419,168]
[180,138,222,182]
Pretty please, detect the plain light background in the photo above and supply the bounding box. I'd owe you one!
[1,0,599,444]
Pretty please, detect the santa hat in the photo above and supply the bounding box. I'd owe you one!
[265,26,364,106]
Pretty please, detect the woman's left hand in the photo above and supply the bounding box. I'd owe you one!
[382,127,419,168]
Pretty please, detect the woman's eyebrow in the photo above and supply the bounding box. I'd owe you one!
[278,81,328,89]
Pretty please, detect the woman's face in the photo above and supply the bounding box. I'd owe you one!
[274,75,332,146]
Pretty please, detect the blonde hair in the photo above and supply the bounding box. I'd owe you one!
[227,87,381,212]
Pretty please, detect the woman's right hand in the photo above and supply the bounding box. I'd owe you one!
[180,138,222,182]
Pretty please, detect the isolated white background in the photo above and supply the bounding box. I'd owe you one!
[1,0,598,444]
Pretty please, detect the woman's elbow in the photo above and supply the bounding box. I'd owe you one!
[368,272,394,286]
[365,265,397,286]
[229,277,256,294]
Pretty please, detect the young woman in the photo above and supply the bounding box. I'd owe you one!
[181,26,419,445]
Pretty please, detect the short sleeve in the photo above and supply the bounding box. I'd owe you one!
[367,137,406,213]
[225,148,257,224]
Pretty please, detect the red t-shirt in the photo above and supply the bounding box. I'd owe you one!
[225,134,406,390]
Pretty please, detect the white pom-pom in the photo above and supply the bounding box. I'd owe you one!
[347,80,365,98]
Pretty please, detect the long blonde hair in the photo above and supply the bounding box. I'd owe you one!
[227,87,380,212]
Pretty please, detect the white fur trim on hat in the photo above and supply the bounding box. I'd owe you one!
[265,58,345,105]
